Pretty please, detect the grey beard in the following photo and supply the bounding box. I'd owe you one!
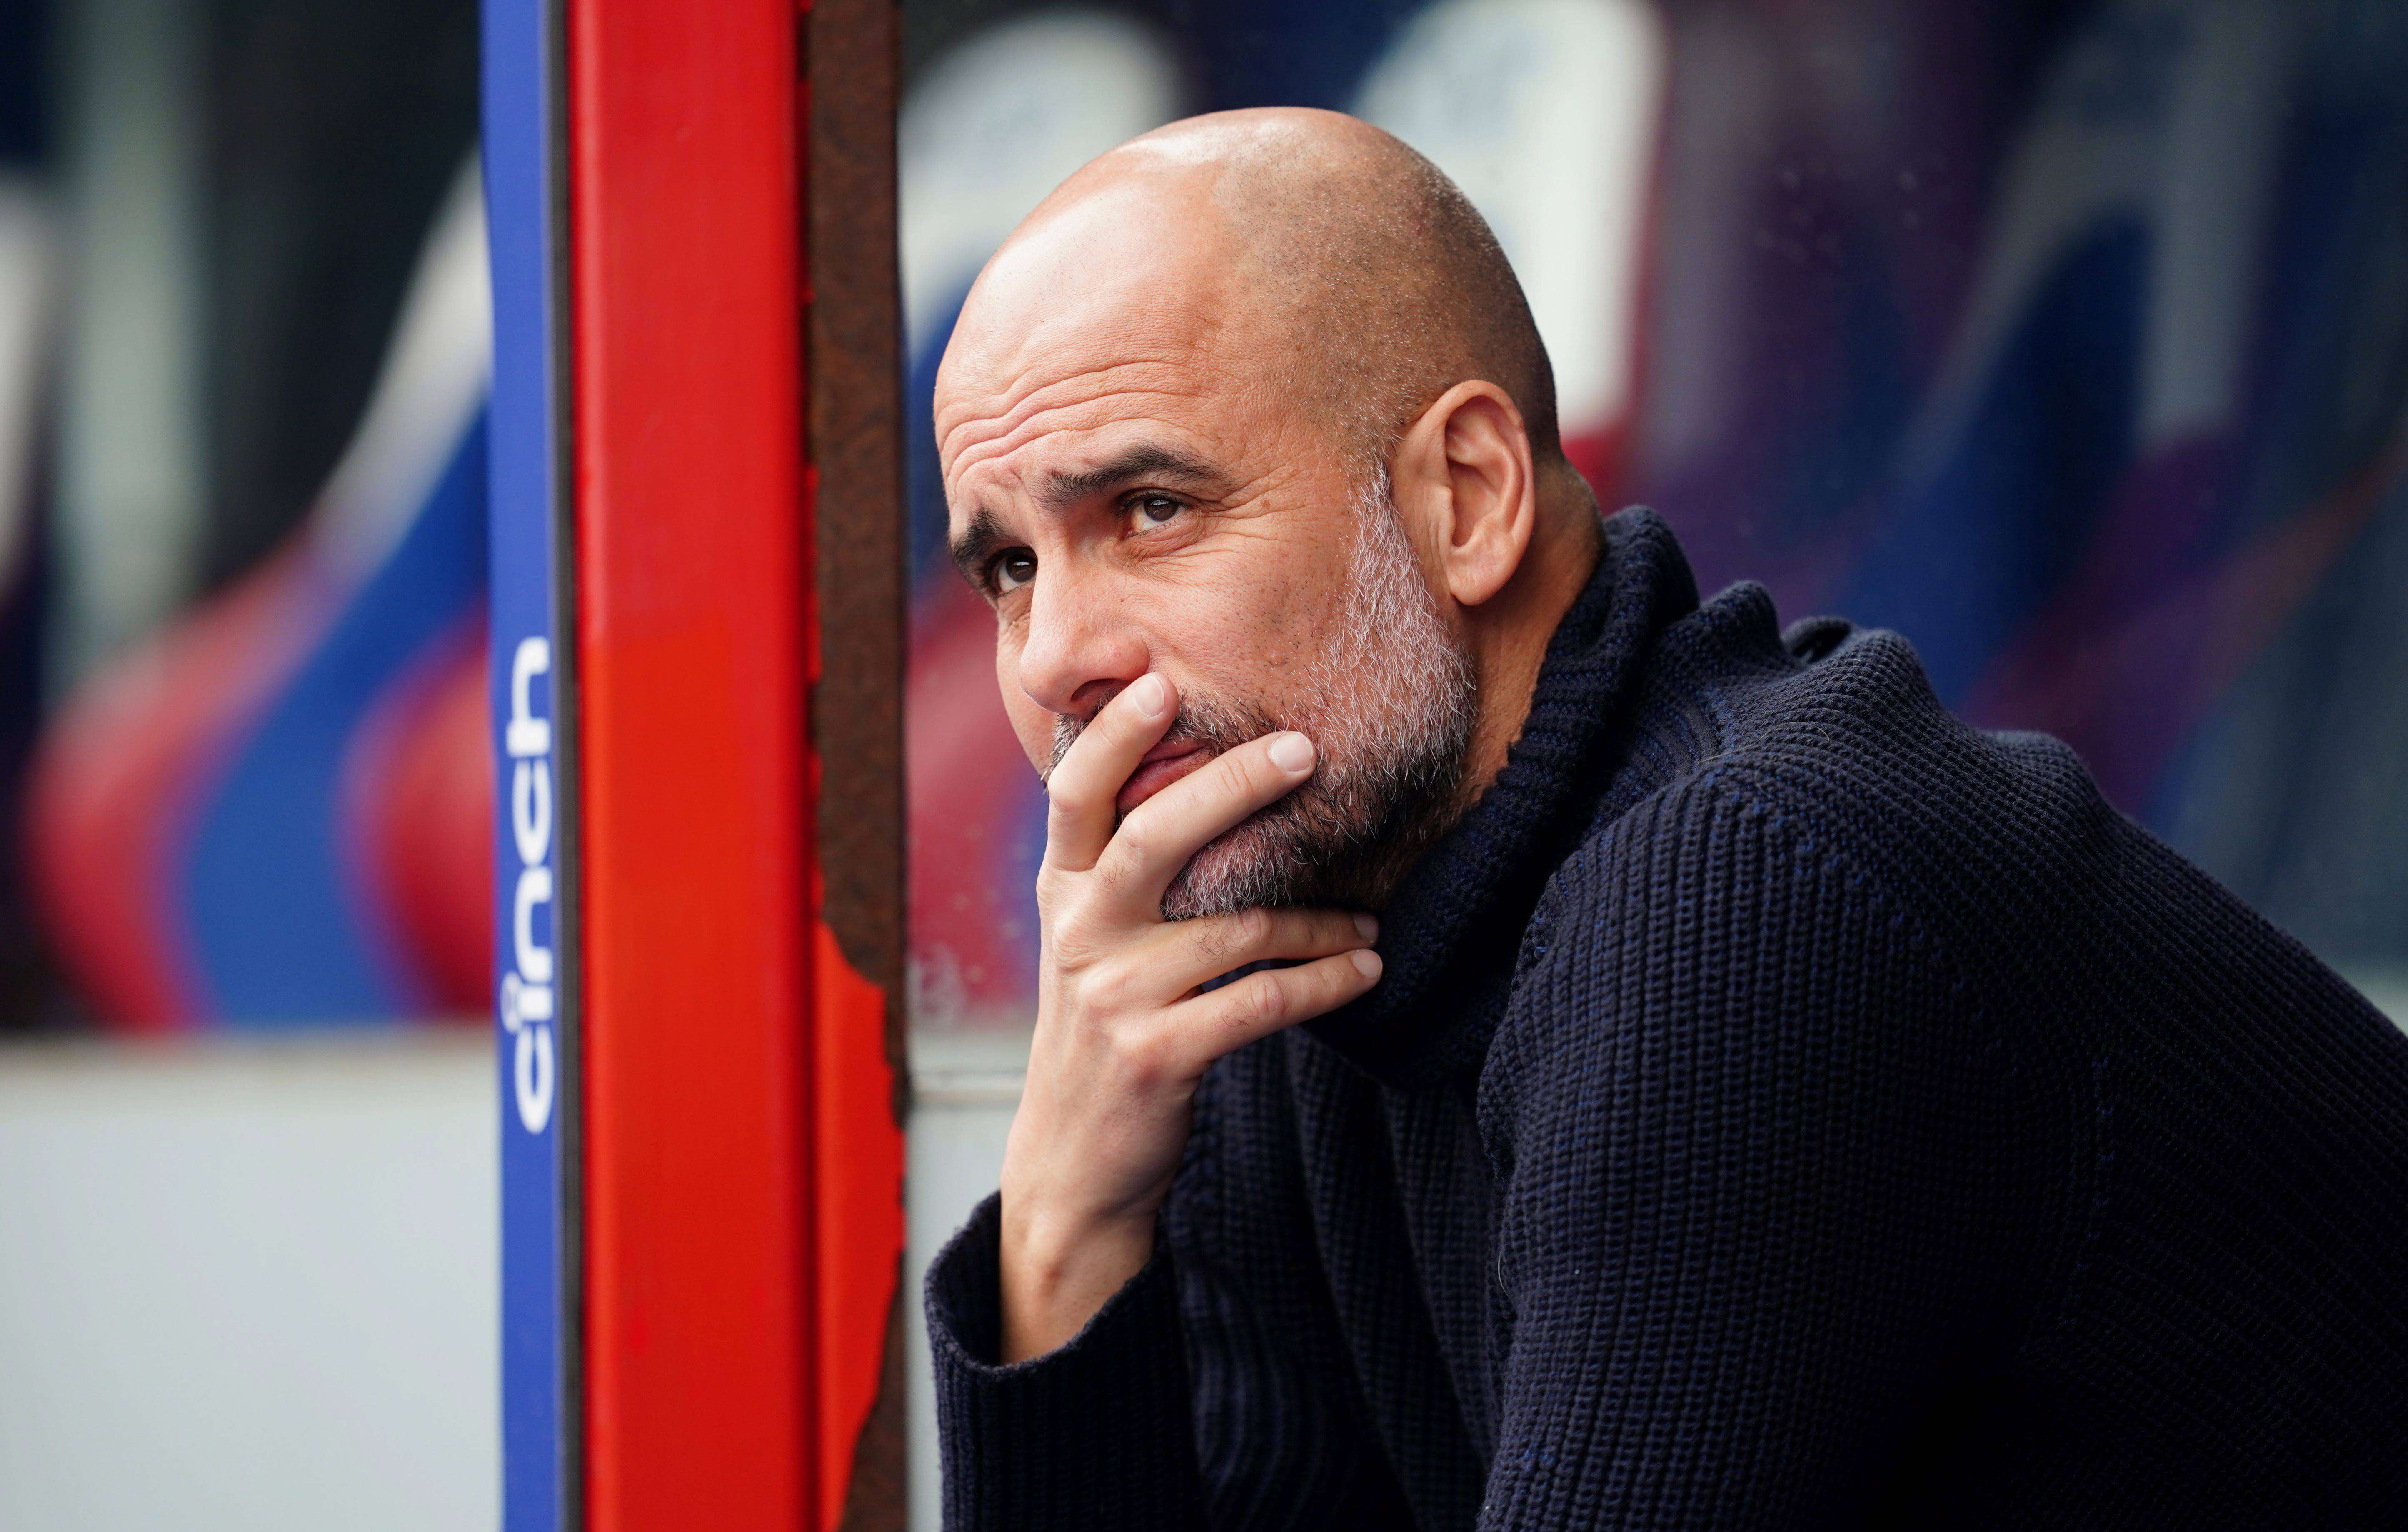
[1050,474,1478,919]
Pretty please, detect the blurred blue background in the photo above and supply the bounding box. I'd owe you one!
[0,0,487,1032]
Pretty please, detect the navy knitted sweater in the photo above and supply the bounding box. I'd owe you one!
[927,507,2408,1529]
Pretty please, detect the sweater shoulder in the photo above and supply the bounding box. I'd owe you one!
[1500,591,2008,1061]
[1589,585,2121,950]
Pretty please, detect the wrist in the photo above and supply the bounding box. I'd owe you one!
[997,1197,1156,1362]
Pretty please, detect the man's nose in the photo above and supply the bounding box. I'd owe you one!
[1012,567,1147,720]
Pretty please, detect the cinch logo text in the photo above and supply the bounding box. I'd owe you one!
[499,635,556,1135]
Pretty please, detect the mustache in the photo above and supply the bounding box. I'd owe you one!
[1047,688,1276,780]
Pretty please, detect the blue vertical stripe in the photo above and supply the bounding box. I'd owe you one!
[483,0,570,1525]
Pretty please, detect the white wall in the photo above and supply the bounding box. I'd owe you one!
[903,1031,1026,1532]
[0,1032,495,1532]
[0,1022,1010,1532]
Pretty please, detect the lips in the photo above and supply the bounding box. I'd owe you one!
[1117,743,1211,817]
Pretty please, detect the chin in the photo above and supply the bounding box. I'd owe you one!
[1159,820,1315,922]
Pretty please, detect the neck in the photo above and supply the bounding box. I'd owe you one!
[1461,485,1606,805]
[1309,505,1694,1085]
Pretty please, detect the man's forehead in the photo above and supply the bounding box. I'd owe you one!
[940,411,1226,537]
[940,355,1213,480]
[936,308,1257,524]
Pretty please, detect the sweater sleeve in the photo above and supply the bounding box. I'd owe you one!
[924,1192,1209,1530]
[927,1036,1415,1532]
[1475,778,2039,1528]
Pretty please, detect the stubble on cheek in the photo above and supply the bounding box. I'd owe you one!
[1035,469,1476,923]
[1154,479,1477,920]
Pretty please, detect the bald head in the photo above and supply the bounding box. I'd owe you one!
[937,109,1606,917]
[945,107,1561,473]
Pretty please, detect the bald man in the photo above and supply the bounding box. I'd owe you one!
[922,110,2408,1530]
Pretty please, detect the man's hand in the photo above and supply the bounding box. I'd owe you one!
[998,672,1383,1362]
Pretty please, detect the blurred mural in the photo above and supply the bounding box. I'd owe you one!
[903,0,2408,1034]
[0,0,487,1029]
[25,173,488,1027]
[2,0,2403,1033]
[0,0,56,1027]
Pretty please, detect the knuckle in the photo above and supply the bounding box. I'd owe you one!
[1183,923,1227,967]
[1218,752,1264,797]
[1081,960,1134,1014]
[1107,1023,1175,1092]
[1112,815,1157,865]
[1047,927,1093,969]
[1046,900,1107,962]
[1236,973,1290,1028]
[1194,909,1262,967]
[1231,907,1274,953]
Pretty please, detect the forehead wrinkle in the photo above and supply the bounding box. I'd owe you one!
[939,386,1217,507]
[938,350,1206,455]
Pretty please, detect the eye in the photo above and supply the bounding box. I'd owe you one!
[990,547,1037,594]
[1129,494,1183,529]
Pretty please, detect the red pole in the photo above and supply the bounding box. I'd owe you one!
[568,0,817,1524]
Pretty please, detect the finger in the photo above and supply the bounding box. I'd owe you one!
[1169,948,1384,1060]
[1091,730,1318,911]
[1042,673,1178,873]
[1136,907,1378,1000]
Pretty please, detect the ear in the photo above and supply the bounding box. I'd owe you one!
[1389,380,1536,610]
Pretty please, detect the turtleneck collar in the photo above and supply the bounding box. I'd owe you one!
[1304,505,1700,1090]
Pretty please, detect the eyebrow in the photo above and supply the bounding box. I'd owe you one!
[949,508,1014,589]
[1035,443,1223,515]
[946,442,1227,590]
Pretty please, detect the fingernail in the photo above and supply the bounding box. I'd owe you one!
[1350,949,1383,980]
[1353,913,1378,942]
[1267,732,1315,773]
[1130,674,1171,719]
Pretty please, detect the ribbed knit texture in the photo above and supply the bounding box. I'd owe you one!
[927,507,2408,1529]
